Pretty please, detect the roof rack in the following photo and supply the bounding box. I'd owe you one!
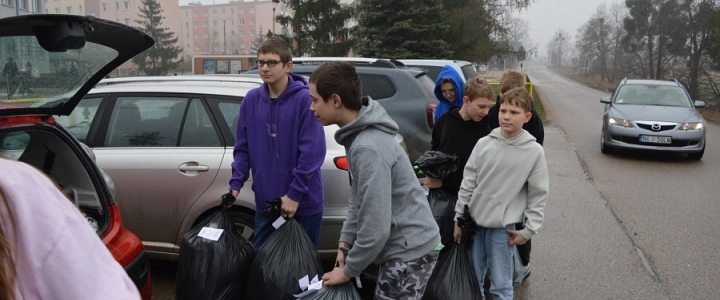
[291,57,399,68]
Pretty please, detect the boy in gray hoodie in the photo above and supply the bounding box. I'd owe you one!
[310,61,441,299]
[453,87,549,300]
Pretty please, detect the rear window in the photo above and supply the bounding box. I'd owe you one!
[359,74,396,100]
[416,74,437,101]
[461,65,478,80]
[408,66,442,82]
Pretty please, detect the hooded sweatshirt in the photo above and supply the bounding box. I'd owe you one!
[230,73,326,216]
[433,65,465,123]
[454,128,549,240]
[336,98,440,278]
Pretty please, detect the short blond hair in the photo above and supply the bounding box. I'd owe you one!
[500,87,532,112]
[499,70,525,94]
[464,77,494,102]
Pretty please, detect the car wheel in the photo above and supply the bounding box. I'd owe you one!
[688,145,705,160]
[600,129,613,154]
[228,210,255,244]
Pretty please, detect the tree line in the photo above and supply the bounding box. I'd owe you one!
[547,0,720,105]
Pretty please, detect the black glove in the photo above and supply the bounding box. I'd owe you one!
[221,191,236,207]
[262,198,283,220]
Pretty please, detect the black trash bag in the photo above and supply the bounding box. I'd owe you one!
[350,273,377,300]
[176,208,254,300]
[263,197,282,220]
[423,206,483,300]
[427,188,457,246]
[245,218,324,300]
[414,150,459,179]
[304,281,361,300]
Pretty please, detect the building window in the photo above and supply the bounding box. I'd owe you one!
[193,22,198,28]
[185,22,189,28]
[102,3,108,12]
[213,21,218,27]
[78,5,82,13]
[115,2,119,9]
[250,30,255,36]
[185,11,188,16]
[125,18,131,26]
[239,8,243,14]
[193,11,197,17]
[231,42,235,47]
[186,33,190,38]
[214,43,219,48]
[239,19,244,25]
[230,20,234,25]
[212,9,217,16]
[194,33,198,38]
[54,7,59,13]
[67,6,72,14]
[203,21,208,27]
[213,32,218,38]
[33,0,41,12]
[250,19,254,25]
[205,43,210,49]
[89,12,95,16]
[203,33,209,38]
[194,44,199,49]
[231,31,235,36]
[222,8,225,14]
[186,44,190,49]
[239,30,244,37]
[18,0,27,10]
[230,8,234,14]
[124,1,129,10]
[249,7,254,13]
[240,42,245,48]
[203,10,207,16]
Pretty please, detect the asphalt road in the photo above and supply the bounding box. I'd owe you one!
[150,64,719,299]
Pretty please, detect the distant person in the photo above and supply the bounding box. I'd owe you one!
[0,158,141,299]
[454,87,549,300]
[3,57,18,98]
[311,62,441,299]
[228,36,326,252]
[433,65,465,123]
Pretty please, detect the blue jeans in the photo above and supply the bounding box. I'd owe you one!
[253,211,323,252]
[472,224,514,300]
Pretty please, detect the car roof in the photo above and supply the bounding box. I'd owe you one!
[397,59,473,66]
[622,79,681,86]
[291,57,400,68]
[90,75,261,96]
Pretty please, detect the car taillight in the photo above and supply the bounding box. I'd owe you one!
[334,156,348,171]
[426,104,436,129]
[0,115,54,126]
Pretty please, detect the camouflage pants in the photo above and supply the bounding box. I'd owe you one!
[374,250,439,300]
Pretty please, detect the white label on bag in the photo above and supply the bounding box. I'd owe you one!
[272,216,286,229]
[294,275,323,298]
[356,276,362,288]
[197,227,223,241]
[298,275,309,291]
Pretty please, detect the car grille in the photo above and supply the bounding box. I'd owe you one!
[636,124,676,131]
[611,135,698,147]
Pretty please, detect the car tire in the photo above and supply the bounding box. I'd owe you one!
[228,210,255,244]
[600,130,613,154]
[688,146,705,160]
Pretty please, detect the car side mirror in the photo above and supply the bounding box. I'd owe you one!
[694,100,705,108]
[600,96,611,104]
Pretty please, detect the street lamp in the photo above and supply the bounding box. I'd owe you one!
[216,17,233,54]
[272,0,280,36]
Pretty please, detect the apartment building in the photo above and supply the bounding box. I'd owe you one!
[44,0,84,15]
[179,0,289,60]
[0,0,42,18]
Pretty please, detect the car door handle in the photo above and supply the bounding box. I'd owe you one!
[178,164,209,172]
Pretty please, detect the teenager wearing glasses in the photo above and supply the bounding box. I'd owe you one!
[228,37,326,251]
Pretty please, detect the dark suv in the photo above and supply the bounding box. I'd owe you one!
[246,61,437,161]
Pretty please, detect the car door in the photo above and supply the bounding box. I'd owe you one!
[89,95,224,251]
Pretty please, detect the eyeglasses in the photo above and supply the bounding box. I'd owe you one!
[257,60,285,68]
[441,89,455,95]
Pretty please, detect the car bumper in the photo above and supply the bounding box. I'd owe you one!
[604,125,705,153]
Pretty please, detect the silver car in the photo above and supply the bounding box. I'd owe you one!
[56,74,404,260]
[600,79,706,160]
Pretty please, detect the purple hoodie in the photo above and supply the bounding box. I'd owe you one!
[230,73,326,216]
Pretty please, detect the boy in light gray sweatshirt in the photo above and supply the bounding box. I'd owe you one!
[453,87,549,300]
[310,61,441,299]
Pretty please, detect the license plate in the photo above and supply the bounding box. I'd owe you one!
[639,135,672,144]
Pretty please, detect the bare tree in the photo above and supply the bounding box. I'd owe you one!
[547,29,572,67]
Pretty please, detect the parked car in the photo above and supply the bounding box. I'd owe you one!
[246,63,437,162]
[600,78,706,160]
[0,15,153,298]
[60,74,405,260]
[397,59,478,82]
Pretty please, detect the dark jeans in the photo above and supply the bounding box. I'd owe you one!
[253,211,323,252]
[515,222,531,266]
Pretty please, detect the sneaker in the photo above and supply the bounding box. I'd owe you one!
[513,264,531,291]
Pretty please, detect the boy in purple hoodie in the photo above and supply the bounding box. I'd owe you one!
[229,37,326,251]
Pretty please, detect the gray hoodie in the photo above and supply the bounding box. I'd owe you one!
[454,127,549,240]
[335,98,440,278]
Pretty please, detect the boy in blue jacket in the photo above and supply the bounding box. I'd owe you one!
[228,37,326,251]
[433,65,465,123]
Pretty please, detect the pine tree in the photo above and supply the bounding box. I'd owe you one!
[277,0,354,56]
[250,28,270,54]
[132,0,183,76]
[355,0,450,59]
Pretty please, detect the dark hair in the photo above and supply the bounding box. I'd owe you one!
[500,87,532,112]
[257,36,292,64]
[499,70,525,94]
[0,188,20,300]
[309,61,363,111]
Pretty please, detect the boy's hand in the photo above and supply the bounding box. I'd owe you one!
[507,228,528,246]
[322,267,351,289]
[424,177,443,189]
[453,221,462,244]
[280,195,298,218]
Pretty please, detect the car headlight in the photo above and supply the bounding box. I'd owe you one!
[608,117,633,128]
[680,122,704,130]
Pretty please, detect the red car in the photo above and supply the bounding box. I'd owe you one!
[0,15,154,299]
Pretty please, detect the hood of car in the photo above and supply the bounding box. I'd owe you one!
[0,15,153,117]
[609,104,704,123]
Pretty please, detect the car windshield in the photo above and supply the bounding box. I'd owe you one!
[614,84,692,107]
[0,35,118,108]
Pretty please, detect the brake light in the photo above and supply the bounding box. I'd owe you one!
[334,156,348,171]
[0,115,54,126]
[426,104,436,129]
